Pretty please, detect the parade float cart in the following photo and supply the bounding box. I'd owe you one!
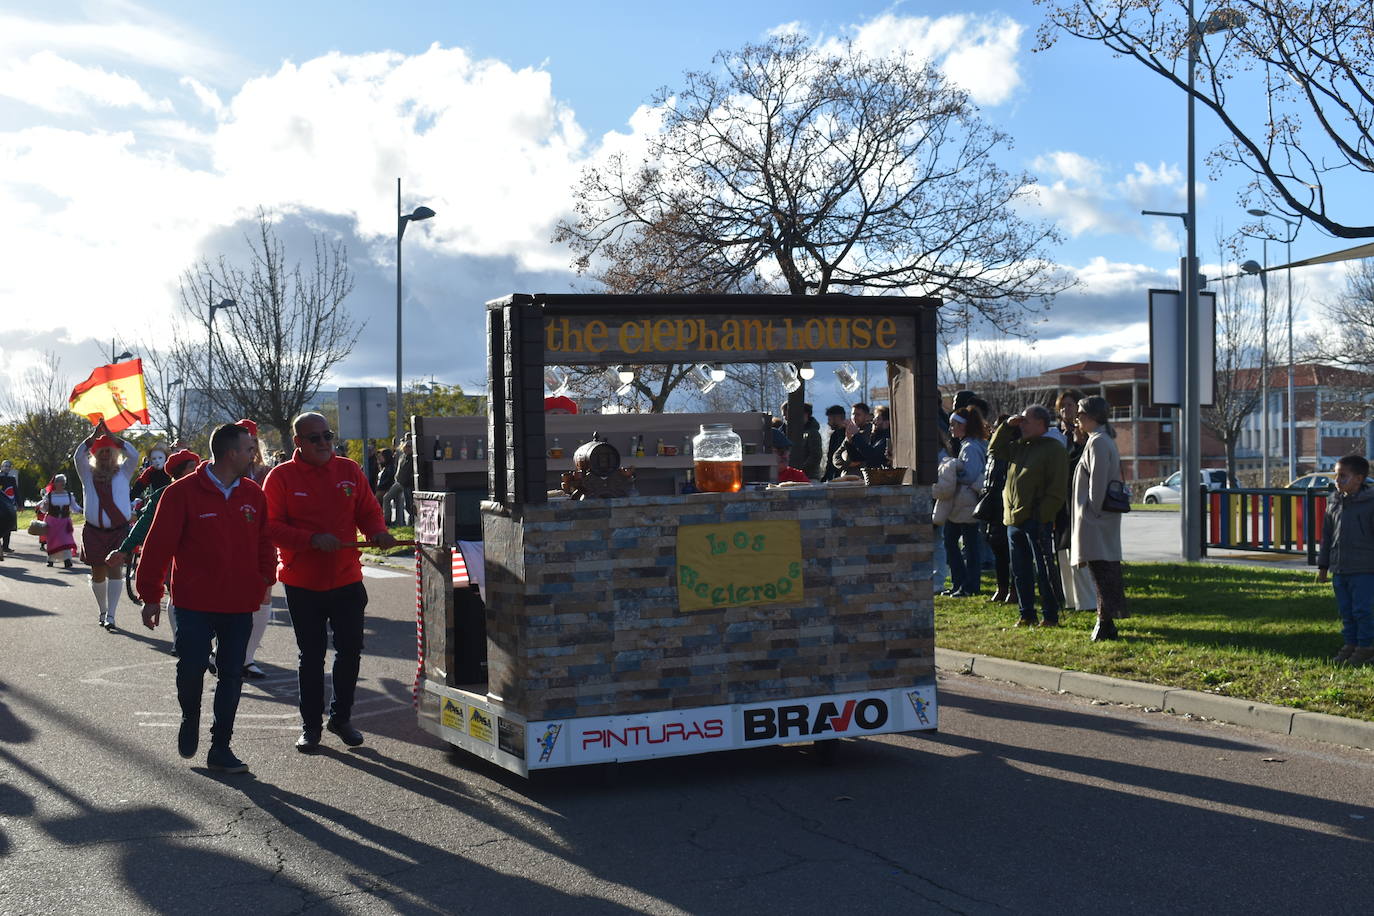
[415,293,941,776]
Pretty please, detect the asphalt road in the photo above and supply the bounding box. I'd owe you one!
[2,536,1373,915]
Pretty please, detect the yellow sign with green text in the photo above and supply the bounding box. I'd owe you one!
[676,520,803,612]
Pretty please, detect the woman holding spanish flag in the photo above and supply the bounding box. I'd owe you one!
[74,418,140,630]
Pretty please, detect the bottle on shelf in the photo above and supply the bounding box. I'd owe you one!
[634,435,645,458]
[432,437,443,461]
[681,469,698,495]
[459,437,469,460]
[475,436,486,459]
[548,437,563,459]
[683,435,692,457]
[656,437,665,456]
[443,439,453,460]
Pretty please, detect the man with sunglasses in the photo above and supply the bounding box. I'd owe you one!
[263,412,396,753]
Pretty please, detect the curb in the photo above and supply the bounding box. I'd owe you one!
[934,647,1374,752]
[361,552,415,571]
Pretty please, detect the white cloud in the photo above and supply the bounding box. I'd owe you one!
[0,6,231,79]
[0,51,173,115]
[1024,151,1189,247]
[839,12,1025,106]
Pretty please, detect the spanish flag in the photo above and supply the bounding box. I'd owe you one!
[68,359,151,432]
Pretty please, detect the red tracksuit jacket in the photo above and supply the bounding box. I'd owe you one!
[262,451,387,591]
[135,464,275,612]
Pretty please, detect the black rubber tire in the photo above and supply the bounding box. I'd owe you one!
[1144,495,1159,505]
[124,550,139,603]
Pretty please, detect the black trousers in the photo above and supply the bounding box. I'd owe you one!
[285,581,367,728]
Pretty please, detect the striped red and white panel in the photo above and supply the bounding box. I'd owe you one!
[452,546,469,586]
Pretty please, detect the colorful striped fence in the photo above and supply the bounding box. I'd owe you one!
[1203,486,1328,565]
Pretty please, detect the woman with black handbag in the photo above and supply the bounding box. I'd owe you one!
[1070,396,1129,640]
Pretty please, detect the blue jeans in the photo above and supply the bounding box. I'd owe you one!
[1333,573,1374,647]
[1008,519,1060,622]
[944,522,983,595]
[173,608,253,746]
[286,581,368,728]
[931,525,947,590]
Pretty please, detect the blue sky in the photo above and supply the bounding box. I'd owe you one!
[0,0,1355,412]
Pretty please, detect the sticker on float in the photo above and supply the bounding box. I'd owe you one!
[526,685,936,768]
[676,519,803,612]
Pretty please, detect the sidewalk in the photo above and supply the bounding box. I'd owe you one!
[934,647,1374,752]
[1123,510,1313,570]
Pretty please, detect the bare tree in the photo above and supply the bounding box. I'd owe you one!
[1202,249,1273,483]
[1308,259,1374,371]
[555,34,1071,331]
[959,342,1047,418]
[0,352,92,485]
[174,210,360,449]
[1036,1,1374,239]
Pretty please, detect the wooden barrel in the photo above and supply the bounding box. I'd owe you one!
[573,439,621,477]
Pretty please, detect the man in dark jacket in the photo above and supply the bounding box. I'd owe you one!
[989,404,1068,628]
[796,403,824,480]
[821,405,847,481]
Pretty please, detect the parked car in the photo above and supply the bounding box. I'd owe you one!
[1142,469,1230,504]
[1287,473,1335,490]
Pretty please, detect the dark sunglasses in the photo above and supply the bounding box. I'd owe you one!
[304,430,336,444]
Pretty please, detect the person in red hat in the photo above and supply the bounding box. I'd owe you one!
[106,448,201,649]
[74,418,140,630]
[236,419,274,678]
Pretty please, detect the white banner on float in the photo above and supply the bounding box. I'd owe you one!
[526,685,938,769]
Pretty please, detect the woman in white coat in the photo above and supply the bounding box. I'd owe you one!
[1070,396,1128,640]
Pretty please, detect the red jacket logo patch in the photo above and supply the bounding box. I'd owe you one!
[240,504,257,523]
[337,480,355,498]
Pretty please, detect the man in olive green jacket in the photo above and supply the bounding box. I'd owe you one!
[988,405,1068,626]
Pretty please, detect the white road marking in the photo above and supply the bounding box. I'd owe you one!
[361,565,409,579]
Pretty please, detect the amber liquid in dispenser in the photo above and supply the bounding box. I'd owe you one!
[694,459,743,493]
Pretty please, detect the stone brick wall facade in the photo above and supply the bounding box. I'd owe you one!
[481,486,934,720]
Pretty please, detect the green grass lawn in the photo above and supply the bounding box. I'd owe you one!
[1129,502,1179,512]
[937,562,1374,721]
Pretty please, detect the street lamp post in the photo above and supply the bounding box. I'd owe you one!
[1241,251,1269,484]
[205,278,237,427]
[395,177,436,449]
[1248,208,1299,480]
[168,378,185,442]
[1180,2,1245,561]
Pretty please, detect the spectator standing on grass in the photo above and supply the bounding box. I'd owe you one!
[988,404,1068,627]
[1317,454,1374,666]
[1055,389,1097,617]
[982,416,1017,606]
[1070,396,1128,641]
[940,407,987,597]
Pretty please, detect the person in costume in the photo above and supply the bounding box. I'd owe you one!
[74,419,140,630]
[38,475,81,568]
[131,446,171,502]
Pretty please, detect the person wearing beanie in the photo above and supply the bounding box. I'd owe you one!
[74,419,140,630]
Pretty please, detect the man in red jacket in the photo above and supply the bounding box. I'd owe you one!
[137,423,275,774]
[264,412,395,752]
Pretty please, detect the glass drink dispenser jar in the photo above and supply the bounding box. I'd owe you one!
[692,423,743,493]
